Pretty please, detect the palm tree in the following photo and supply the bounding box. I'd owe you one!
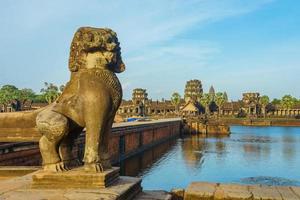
[259,95,270,118]
[171,92,181,114]
[199,93,211,114]
[40,82,61,104]
[281,95,295,109]
[215,92,225,116]
[281,95,296,116]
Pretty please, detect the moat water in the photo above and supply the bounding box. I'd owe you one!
[118,126,300,191]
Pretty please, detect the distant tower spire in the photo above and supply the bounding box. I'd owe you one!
[209,85,215,101]
[223,91,228,102]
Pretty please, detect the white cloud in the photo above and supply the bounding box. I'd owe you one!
[0,0,276,97]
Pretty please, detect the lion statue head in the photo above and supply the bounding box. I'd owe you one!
[68,27,125,73]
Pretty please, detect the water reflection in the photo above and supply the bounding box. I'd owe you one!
[181,136,206,169]
[118,140,177,176]
[118,126,300,190]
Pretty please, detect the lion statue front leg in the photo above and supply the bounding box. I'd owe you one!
[36,107,69,172]
[81,91,114,173]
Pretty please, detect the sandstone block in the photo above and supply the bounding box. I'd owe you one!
[214,183,252,200]
[276,186,300,200]
[291,187,300,199]
[249,185,282,200]
[184,182,216,200]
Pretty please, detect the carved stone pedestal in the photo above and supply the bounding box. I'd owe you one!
[32,167,120,189]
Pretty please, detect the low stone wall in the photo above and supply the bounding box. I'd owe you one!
[0,118,181,166]
[221,118,300,127]
[172,182,300,200]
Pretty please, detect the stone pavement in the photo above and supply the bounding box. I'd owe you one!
[181,182,300,200]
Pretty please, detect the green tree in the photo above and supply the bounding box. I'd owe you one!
[0,85,20,111]
[271,98,281,105]
[19,88,36,108]
[281,95,296,113]
[33,94,47,103]
[199,93,211,114]
[40,82,61,104]
[259,95,270,118]
[215,92,225,116]
[171,92,181,113]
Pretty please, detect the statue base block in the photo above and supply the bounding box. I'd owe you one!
[0,168,142,200]
[31,167,120,189]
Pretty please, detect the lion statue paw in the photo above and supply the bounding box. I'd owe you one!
[84,163,105,173]
[43,162,69,172]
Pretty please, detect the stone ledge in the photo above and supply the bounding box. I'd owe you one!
[184,182,300,200]
[0,166,40,179]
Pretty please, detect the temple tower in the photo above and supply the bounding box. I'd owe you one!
[184,79,203,103]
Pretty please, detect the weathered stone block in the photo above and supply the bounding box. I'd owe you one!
[276,186,300,200]
[136,190,172,200]
[249,185,282,200]
[214,184,252,200]
[291,186,300,199]
[184,182,216,200]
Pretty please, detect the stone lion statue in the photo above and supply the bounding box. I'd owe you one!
[0,27,125,172]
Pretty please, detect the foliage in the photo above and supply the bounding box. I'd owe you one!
[199,93,211,113]
[271,98,281,105]
[280,95,296,109]
[171,92,181,113]
[260,95,270,106]
[199,93,211,107]
[19,88,36,103]
[171,92,181,105]
[215,92,226,108]
[0,82,63,111]
[40,82,61,104]
[33,94,47,103]
[0,85,20,105]
[259,95,270,118]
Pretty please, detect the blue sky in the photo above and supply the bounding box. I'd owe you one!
[0,0,299,101]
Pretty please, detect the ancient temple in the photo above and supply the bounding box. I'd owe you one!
[117,89,181,118]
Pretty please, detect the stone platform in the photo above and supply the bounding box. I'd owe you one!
[177,182,300,200]
[0,168,142,200]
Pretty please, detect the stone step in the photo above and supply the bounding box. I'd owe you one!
[134,190,172,200]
